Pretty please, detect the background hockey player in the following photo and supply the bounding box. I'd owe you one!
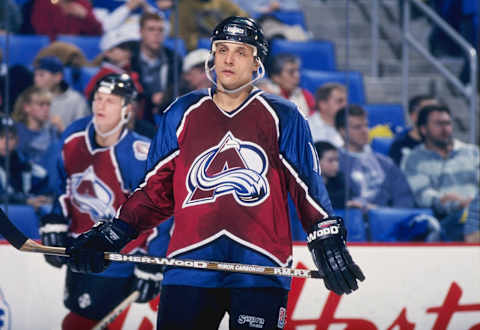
[39,73,170,329]
[66,17,365,329]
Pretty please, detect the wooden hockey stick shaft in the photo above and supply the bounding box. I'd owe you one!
[0,209,323,279]
[93,291,140,330]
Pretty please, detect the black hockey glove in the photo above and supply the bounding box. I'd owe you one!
[39,214,69,268]
[67,218,137,274]
[132,263,165,303]
[307,216,365,295]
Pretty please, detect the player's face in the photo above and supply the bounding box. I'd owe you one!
[141,19,166,52]
[214,42,258,91]
[92,92,125,133]
[421,111,453,148]
[320,88,347,118]
[343,115,369,151]
[320,150,339,178]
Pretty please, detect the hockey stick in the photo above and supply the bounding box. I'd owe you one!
[93,290,140,330]
[0,209,323,279]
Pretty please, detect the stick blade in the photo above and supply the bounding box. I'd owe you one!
[0,208,29,249]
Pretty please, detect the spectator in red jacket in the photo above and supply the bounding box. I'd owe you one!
[32,0,103,41]
[269,53,315,117]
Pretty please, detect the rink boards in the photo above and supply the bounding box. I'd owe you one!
[0,242,479,330]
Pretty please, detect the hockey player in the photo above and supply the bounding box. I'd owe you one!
[39,73,169,329]
[66,17,365,329]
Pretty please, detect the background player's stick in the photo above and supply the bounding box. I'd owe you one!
[93,290,140,330]
[0,209,323,279]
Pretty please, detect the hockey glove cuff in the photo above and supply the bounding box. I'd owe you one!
[307,216,365,295]
[132,263,165,303]
[39,214,69,268]
[67,218,137,274]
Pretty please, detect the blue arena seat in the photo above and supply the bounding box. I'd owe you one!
[288,202,367,242]
[0,35,50,67]
[56,35,102,61]
[164,37,187,57]
[363,103,406,134]
[270,39,336,71]
[0,205,40,241]
[333,209,367,242]
[300,69,366,104]
[252,10,307,29]
[371,137,394,155]
[63,66,100,93]
[368,207,434,242]
[197,37,211,50]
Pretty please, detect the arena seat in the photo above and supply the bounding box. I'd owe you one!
[300,69,366,104]
[333,208,367,242]
[270,39,336,71]
[289,205,367,242]
[252,10,307,29]
[0,34,50,67]
[368,208,434,242]
[63,66,100,94]
[370,137,394,155]
[197,37,211,50]
[164,37,187,57]
[56,35,102,61]
[363,103,406,134]
[0,205,40,241]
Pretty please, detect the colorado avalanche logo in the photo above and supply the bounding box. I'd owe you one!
[184,132,269,207]
[70,166,116,222]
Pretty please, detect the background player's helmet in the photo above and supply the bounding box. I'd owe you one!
[94,73,137,105]
[211,16,268,62]
[92,73,136,138]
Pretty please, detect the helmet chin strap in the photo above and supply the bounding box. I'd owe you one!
[93,104,131,138]
[205,50,265,94]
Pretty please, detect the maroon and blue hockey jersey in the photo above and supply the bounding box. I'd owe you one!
[50,117,170,277]
[119,88,333,288]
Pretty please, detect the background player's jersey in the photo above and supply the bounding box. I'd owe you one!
[119,88,333,288]
[50,116,170,277]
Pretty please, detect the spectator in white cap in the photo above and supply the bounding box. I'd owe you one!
[84,25,144,103]
[180,48,212,94]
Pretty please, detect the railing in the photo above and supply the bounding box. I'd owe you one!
[369,0,477,143]
[400,0,477,144]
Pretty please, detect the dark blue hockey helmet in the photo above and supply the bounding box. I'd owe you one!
[94,73,137,105]
[211,16,268,62]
